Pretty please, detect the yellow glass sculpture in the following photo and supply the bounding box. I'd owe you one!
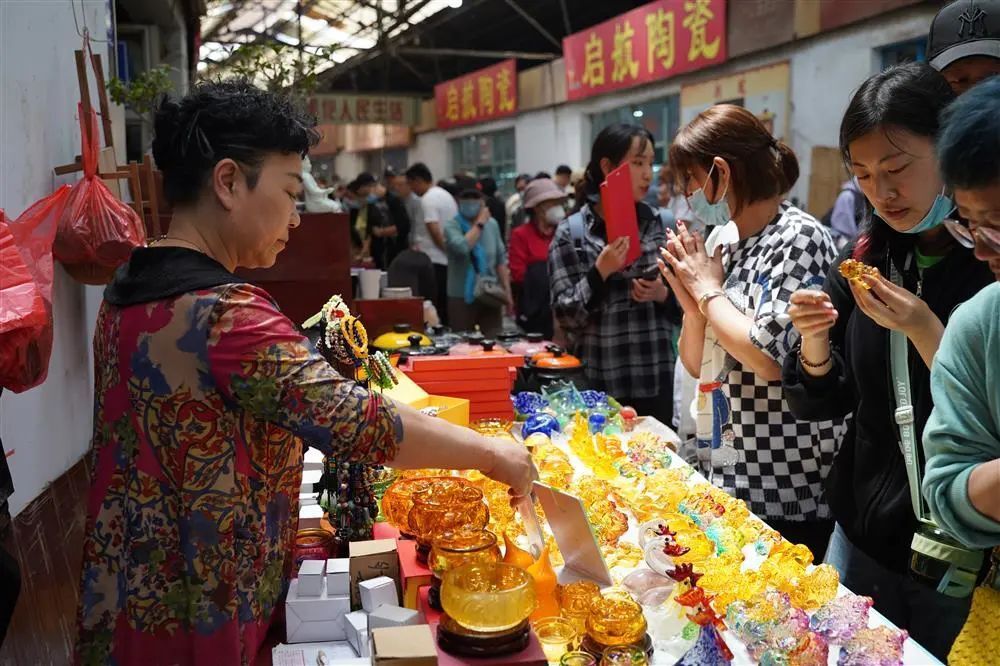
[440,562,537,633]
[407,480,489,549]
[527,545,560,621]
[787,563,840,611]
[560,581,601,643]
[429,528,501,580]
[534,443,576,490]
[503,530,536,570]
[586,596,647,647]
[382,476,449,533]
[604,542,643,570]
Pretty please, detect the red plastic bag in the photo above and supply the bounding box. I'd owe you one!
[0,190,64,392]
[54,104,145,282]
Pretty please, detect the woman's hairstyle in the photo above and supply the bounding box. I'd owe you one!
[938,75,1000,191]
[839,62,956,260]
[152,78,320,206]
[584,123,656,197]
[668,104,798,217]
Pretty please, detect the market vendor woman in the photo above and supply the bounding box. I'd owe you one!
[75,80,536,665]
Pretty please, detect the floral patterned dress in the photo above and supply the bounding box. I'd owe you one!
[76,248,400,665]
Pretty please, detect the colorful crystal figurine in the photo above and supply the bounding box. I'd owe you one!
[600,645,647,665]
[513,392,548,417]
[626,432,673,474]
[810,593,873,642]
[759,631,829,666]
[674,623,732,666]
[837,626,907,666]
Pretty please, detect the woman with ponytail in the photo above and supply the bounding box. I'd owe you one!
[659,104,843,559]
[783,63,993,658]
[548,124,679,426]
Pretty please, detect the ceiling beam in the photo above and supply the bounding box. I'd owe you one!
[395,46,557,61]
[557,0,572,35]
[503,0,562,49]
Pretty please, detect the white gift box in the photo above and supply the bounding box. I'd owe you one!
[326,558,351,597]
[359,575,399,613]
[342,610,370,658]
[304,447,325,472]
[285,579,350,643]
[299,491,318,508]
[301,469,323,494]
[367,604,422,631]
[297,559,326,597]
[298,504,324,531]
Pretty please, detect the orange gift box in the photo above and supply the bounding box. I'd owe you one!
[397,538,433,610]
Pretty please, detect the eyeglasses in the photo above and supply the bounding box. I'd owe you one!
[943,218,1000,253]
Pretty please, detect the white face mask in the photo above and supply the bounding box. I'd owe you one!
[544,205,565,225]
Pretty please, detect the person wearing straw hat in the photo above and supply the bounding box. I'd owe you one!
[509,178,568,338]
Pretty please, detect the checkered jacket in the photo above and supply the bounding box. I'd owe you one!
[547,202,676,400]
[711,205,846,521]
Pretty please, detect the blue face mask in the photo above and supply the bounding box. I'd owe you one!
[459,202,482,220]
[900,189,956,235]
[346,199,361,210]
[686,164,732,228]
[366,193,379,204]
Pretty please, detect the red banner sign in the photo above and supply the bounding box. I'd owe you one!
[563,0,727,102]
[434,59,518,130]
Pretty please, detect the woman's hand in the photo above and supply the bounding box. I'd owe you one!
[483,439,539,498]
[658,255,700,316]
[851,270,939,336]
[630,277,669,303]
[660,221,724,303]
[596,237,630,279]
[788,290,838,341]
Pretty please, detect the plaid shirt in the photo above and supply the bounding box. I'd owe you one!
[548,202,676,399]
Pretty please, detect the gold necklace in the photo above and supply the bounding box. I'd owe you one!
[148,236,206,254]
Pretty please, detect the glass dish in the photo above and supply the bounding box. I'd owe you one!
[534,616,577,664]
[586,596,648,647]
[381,476,448,531]
[441,562,538,633]
[430,528,501,580]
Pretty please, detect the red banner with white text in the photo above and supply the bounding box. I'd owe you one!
[563,0,727,102]
[434,59,518,130]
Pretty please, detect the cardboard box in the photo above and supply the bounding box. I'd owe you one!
[285,579,351,643]
[397,538,433,610]
[372,625,438,665]
[297,559,326,597]
[299,504,325,531]
[349,539,400,609]
[360,576,399,612]
[301,469,323,493]
[343,610,370,658]
[368,604,422,630]
[326,558,351,596]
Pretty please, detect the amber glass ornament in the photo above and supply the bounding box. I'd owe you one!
[430,528,501,580]
[440,562,538,632]
[586,596,647,647]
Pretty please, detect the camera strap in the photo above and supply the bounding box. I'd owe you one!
[888,255,930,526]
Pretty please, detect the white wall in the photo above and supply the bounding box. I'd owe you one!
[406,131,449,182]
[1,0,114,516]
[334,150,366,181]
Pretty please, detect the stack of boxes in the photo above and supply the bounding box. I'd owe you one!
[400,353,523,421]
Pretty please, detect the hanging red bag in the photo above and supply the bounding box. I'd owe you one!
[54,104,145,284]
[0,188,65,393]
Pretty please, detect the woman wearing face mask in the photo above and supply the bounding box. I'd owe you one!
[346,172,388,265]
[509,178,567,339]
[444,189,512,336]
[783,63,994,659]
[659,105,844,560]
[549,124,678,425]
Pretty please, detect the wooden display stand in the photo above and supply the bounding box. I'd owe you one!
[237,212,353,327]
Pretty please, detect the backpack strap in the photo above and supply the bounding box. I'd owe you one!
[567,211,586,262]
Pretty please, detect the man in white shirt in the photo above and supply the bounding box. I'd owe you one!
[405,162,456,325]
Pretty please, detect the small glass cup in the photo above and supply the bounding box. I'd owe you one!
[559,580,601,646]
[600,646,647,665]
[534,616,577,665]
[586,596,647,647]
[560,652,597,666]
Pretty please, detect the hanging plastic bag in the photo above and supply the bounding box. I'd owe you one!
[0,190,64,392]
[54,104,145,284]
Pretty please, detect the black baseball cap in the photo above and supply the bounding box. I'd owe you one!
[928,0,1000,70]
[347,172,377,192]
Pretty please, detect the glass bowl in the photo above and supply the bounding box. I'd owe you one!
[586,596,648,647]
[408,480,489,548]
[430,528,501,580]
[382,476,450,532]
[441,562,538,632]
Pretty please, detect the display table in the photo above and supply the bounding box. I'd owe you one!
[512,417,941,665]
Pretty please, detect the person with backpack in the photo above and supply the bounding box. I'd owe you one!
[509,178,566,339]
[783,64,994,659]
[548,124,678,426]
[820,177,865,249]
[659,104,844,560]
